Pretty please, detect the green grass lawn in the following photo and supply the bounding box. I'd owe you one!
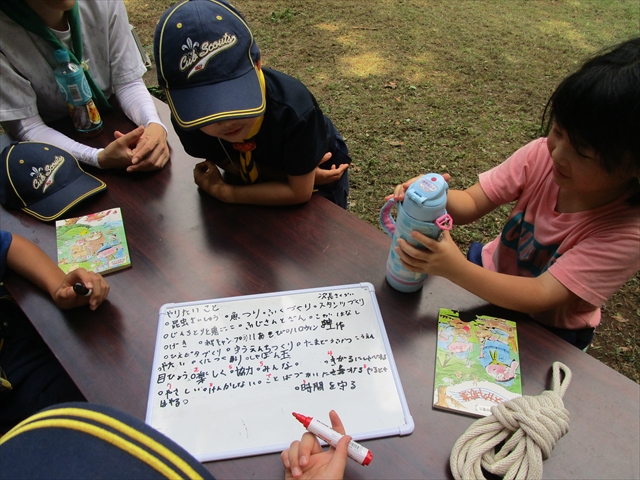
[128,0,640,382]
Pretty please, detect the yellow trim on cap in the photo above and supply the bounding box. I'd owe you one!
[2,407,203,479]
[3,141,107,222]
[159,0,264,130]
[169,65,266,130]
[22,183,106,222]
[4,419,186,478]
[169,99,265,130]
[159,0,259,89]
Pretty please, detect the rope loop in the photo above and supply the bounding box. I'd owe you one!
[450,362,571,480]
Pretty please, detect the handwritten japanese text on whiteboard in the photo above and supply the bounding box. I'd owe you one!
[155,289,390,409]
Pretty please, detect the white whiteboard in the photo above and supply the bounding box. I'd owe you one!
[145,283,414,462]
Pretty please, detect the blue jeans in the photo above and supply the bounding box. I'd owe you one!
[315,132,351,209]
[467,241,484,266]
[542,324,595,351]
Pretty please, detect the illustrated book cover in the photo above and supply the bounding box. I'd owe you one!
[433,308,521,417]
[56,207,131,275]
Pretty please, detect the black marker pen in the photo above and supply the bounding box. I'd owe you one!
[73,282,92,297]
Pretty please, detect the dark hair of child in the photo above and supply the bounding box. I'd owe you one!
[542,37,640,205]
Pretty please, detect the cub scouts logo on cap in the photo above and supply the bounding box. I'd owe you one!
[30,154,65,193]
[154,0,265,130]
[180,33,237,79]
[0,142,106,222]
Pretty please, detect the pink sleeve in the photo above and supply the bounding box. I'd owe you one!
[479,138,548,205]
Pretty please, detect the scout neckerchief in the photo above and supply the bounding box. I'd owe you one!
[0,1,111,112]
[233,115,263,184]
[231,68,266,184]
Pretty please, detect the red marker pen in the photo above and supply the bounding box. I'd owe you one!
[292,412,373,466]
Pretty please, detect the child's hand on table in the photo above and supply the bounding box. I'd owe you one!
[52,268,109,311]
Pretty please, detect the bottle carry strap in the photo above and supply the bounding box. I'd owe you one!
[380,201,454,238]
[379,199,396,237]
[381,200,454,240]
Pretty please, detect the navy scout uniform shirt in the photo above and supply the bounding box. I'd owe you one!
[173,68,337,180]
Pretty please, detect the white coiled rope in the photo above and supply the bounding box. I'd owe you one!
[450,362,572,480]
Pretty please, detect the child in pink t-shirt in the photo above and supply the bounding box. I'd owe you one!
[389,37,640,350]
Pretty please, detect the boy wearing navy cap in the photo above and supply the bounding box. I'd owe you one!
[154,0,351,208]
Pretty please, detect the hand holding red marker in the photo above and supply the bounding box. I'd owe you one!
[282,410,368,480]
[293,411,373,466]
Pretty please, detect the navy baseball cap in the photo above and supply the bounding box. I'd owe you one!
[0,142,106,222]
[154,0,265,131]
[0,403,215,479]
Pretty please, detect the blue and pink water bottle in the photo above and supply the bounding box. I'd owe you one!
[380,173,453,292]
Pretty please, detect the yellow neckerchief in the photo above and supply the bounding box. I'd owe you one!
[233,68,266,184]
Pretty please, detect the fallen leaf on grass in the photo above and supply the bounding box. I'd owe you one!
[384,81,398,89]
[613,314,629,323]
[389,141,404,147]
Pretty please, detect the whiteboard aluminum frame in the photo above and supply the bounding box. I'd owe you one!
[145,282,414,462]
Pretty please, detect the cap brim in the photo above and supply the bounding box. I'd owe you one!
[23,172,106,222]
[167,67,265,131]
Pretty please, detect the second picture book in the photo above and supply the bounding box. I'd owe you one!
[433,308,521,417]
[55,207,131,275]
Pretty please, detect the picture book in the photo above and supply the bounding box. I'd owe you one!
[56,208,131,275]
[433,308,521,417]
